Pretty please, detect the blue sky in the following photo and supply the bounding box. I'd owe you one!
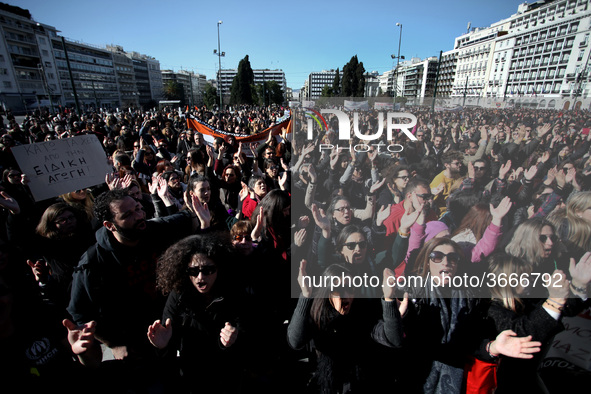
[14,0,527,89]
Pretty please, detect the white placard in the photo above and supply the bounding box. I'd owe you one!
[11,134,112,201]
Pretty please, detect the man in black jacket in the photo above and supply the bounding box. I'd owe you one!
[67,189,203,389]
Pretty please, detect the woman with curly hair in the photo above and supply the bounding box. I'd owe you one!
[147,233,246,394]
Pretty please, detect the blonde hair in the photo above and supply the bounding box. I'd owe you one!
[59,189,95,221]
[487,252,530,312]
[505,217,557,266]
[565,191,591,250]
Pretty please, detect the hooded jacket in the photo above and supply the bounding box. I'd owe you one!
[67,211,194,356]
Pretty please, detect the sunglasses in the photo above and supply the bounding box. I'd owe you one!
[539,234,558,243]
[187,265,217,277]
[397,176,410,181]
[343,241,368,251]
[429,251,461,264]
[474,166,486,171]
[334,206,352,213]
[416,193,434,200]
[233,234,252,242]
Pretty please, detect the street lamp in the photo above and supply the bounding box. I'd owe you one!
[214,21,225,111]
[392,23,403,101]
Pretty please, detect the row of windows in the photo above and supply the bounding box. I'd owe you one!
[515,21,579,46]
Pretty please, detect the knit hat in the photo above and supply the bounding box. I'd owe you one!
[425,221,449,242]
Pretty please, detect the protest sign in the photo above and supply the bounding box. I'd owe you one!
[11,134,112,201]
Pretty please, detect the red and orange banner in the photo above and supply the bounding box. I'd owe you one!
[186,115,292,143]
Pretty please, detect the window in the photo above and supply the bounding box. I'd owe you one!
[3,81,11,88]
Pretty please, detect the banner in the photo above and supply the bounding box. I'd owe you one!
[11,134,113,201]
[374,102,394,110]
[344,100,369,111]
[542,308,591,372]
[186,115,292,143]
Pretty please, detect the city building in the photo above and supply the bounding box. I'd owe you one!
[303,69,343,100]
[161,69,207,107]
[52,38,119,111]
[0,4,61,113]
[217,68,286,103]
[0,3,165,113]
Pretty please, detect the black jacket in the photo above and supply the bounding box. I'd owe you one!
[67,211,194,356]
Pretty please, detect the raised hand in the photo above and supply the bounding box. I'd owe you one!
[489,330,541,359]
[311,203,331,238]
[376,204,391,227]
[251,206,264,241]
[27,258,49,283]
[544,167,557,185]
[105,172,123,190]
[569,252,591,292]
[370,177,386,194]
[400,198,424,233]
[279,171,288,190]
[467,160,475,179]
[499,160,512,180]
[220,322,238,347]
[63,319,97,355]
[490,196,512,226]
[294,228,307,247]
[239,182,249,201]
[298,259,313,298]
[537,123,552,139]
[524,165,538,181]
[0,191,20,214]
[191,192,211,230]
[383,267,397,301]
[147,318,172,349]
[298,215,310,228]
[565,167,576,184]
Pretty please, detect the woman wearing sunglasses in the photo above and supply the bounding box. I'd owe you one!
[147,234,245,393]
[315,221,378,298]
[393,237,542,393]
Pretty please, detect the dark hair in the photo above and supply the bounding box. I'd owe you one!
[156,159,172,174]
[93,189,130,223]
[335,225,366,259]
[451,203,492,241]
[442,150,464,165]
[403,176,430,198]
[252,189,290,243]
[187,173,209,191]
[36,203,81,239]
[310,264,355,330]
[156,233,232,295]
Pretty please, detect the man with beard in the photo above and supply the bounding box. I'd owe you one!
[67,189,205,391]
[430,150,465,216]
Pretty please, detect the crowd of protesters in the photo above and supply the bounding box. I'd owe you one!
[0,103,590,393]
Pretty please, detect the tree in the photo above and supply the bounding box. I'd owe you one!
[341,56,366,97]
[203,83,219,109]
[230,55,255,105]
[321,85,334,98]
[163,80,184,103]
[332,68,341,97]
[267,80,284,105]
